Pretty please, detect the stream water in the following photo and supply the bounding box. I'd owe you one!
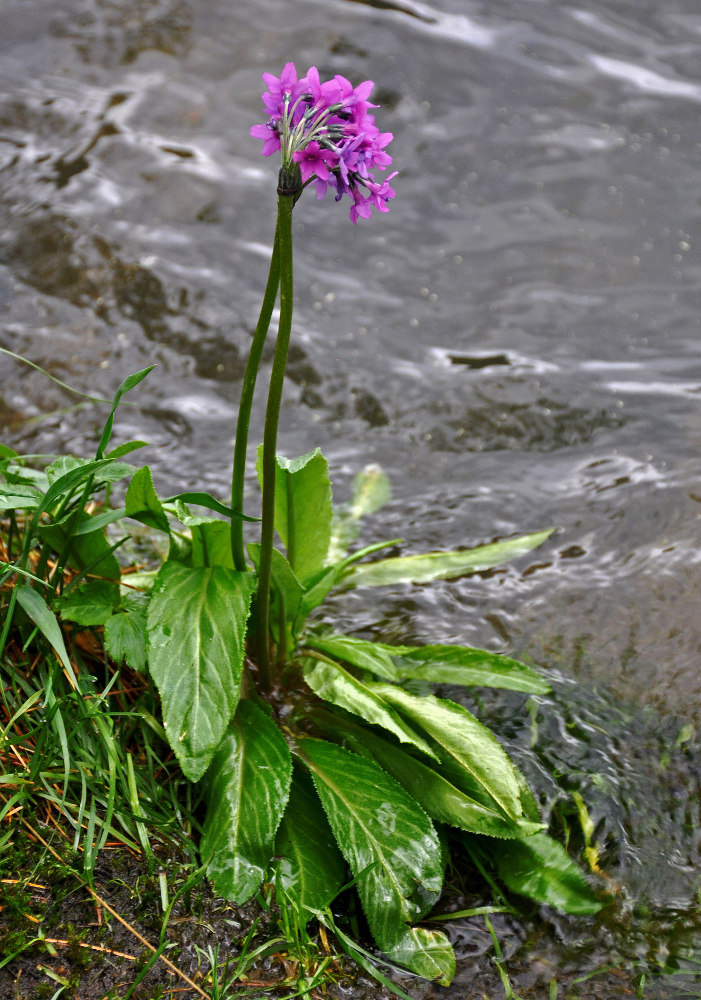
[1,0,700,996]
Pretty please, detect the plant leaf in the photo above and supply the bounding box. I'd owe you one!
[164,491,259,522]
[394,644,551,695]
[304,634,400,680]
[104,606,148,672]
[59,580,118,626]
[0,483,43,510]
[494,833,605,915]
[302,657,437,759]
[275,768,347,911]
[16,586,72,670]
[202,700,292,903]
[295,738,443,951]
[314,710,543,839]
[383,926,455,985]
[125,466,171,533]
[96,365,155,459]
[328,464,391,561]
[257,448,332,585]
[369,685,524,822]
[146,562,255,781]
[340,529,555,589]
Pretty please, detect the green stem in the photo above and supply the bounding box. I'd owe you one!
[230,223,281,572]
[256,194,295,689]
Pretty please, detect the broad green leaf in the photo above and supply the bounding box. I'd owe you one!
[316,711,543,839]
[494,833,605,915]
[296,738,443,950]
[304,634,400,680]
[257,448,332,584]
[146,562,255,781]
[340,529,555,589]
[38,515,121,585]
[0,483,42,509]
[202,700,292,903]
[16,586,72,670]
[370,685,523,822]
[275,768,347,911]
[383,926,455,985]
[125,466,170,533]
[104,606,147,672]
[302,657,437,759]
[190,519,234,569]
[96,365,155,459]
[45,455,135,486]
[394,645,550,695]
[59,580,118,626]
[37,459,115,516]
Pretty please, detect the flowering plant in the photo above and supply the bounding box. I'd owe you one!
[0,63,606,988]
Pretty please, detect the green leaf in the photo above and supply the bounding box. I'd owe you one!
[275,768,347,911]
[72,507,127,534]
[369,685,524,822]
[257,448,332,585]
[329,464,392,561]
[125,466,170,533]
[494,833,605,915]
[315,710,543,839]
[104,605,147,672]
[190,519,234,569]
[16,586,72,670]
[394,645,551,695]
[304,634,400,680]
[296,738,443,951]
[202,700,292,903]
[59,580,118,626]
[383,926,455,985]
[301,657,437,759]
[298,539,402,620]
[96,365,155,459]
[105,439,149,460]
[164,491,259,522]
[248,544,303,641]
[0,483,43,510]
[39,515,121,585]
[340,529,555,589]
[45,455,135,486]
[146,562,256,781]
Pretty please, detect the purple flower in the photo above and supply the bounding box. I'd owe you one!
[251,62,396,221]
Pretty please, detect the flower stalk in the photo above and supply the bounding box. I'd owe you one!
[255,193,295,688]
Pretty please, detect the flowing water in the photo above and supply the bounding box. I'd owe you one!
[1,0,700,995]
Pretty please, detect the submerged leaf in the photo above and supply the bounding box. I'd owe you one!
[341,529,555,589]
[202,700,292,903]
[146,562,255,781]
[494,833,605,915]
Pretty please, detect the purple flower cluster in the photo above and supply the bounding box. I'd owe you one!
[251,63,397,224]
